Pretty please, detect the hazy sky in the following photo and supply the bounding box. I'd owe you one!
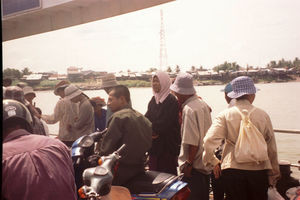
[3,0,300,74]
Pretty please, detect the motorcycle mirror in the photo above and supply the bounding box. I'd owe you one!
[79,136,94,148]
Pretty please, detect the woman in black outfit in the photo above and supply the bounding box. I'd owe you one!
[145,71,181,175]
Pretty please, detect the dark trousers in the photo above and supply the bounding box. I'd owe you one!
[149,153,178,175]
[183,168,210,200]
[210,172,225,200]
[222,169,269,200]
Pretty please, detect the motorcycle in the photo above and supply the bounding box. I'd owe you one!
[276,160,300,200]
[71,131,190,200]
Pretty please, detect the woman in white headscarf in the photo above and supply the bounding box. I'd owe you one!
[145,71,181,175]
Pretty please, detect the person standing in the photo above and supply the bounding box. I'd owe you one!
[65,84,94,139]
[170,73,212,200]
[4,86,46,136]
[210,83,235,200]
[99,85,152,186]
[23,86,36,105]
[41,81,79,147]
[90,96,107,132]
[145,71,181,175]
[2,99,77,200]
[100,73,119,124]
[203,76,280,200]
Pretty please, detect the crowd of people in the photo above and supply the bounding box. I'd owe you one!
[2,73,282,200]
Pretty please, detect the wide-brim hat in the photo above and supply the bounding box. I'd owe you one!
[54,80,70,95]
[227,76,258,99]
[64,85,82,100]
[23,86,36,96]
[170,73,196,95]
[100,73,118,89]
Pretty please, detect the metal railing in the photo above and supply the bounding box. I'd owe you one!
[274,128,300,134]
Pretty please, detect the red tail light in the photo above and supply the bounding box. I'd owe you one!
[171,186,191,200]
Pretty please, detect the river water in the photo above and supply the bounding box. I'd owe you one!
[34,82,300,178]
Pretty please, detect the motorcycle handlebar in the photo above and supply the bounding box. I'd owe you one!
[89,129,107,142]
[115,144,126,155]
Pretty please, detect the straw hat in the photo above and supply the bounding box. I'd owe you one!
[100,73,118,89]
[64,85,82,100]
[23,86,36,96]
[170,73,196,95]
[54,80,70,95]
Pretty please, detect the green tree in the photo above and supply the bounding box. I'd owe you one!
[22,67,32,76]
[3,68,22,79]
[190,66,196,72]
[147,67,157,72]
[293,57,300,70]
[198,66,205,71]
[175,65,180,73]
[166,66,172,73]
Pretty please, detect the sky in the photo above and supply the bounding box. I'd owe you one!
[2,0,300,74]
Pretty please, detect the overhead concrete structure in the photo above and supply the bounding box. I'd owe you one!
[2,0,175,41]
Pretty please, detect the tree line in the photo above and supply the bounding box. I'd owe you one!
[3,57,300,80]
[3,67,32,79]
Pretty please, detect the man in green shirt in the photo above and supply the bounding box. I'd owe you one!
[99,85,152,186]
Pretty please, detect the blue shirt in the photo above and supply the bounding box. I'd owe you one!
[95,108,107,131]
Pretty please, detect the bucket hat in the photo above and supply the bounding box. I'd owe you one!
[100,73,118,89]
[170,73,196,95]
[54,80,70,95]
[227,76,257,99]
[23,86,36,96]
[64,85,82,100]
[220,83,233,93]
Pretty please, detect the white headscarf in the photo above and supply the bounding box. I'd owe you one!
[152,71,171,104]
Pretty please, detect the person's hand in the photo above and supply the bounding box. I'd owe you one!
[182,161,193,178]
[213,162,221,179]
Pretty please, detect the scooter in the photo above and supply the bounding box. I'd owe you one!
[71,131,190,200]
[276,160,300,200]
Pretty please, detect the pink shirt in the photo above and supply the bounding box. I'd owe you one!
[2,129,77,200]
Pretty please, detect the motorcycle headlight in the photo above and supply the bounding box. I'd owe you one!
[79,136,94,148]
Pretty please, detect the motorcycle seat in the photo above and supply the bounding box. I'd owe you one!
[126,170,177,194]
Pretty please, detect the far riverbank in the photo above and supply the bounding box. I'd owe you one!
[14,74,300,91]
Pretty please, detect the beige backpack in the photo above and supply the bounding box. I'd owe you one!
[233,106,269,163]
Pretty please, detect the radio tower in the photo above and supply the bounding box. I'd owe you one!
[159,9,168,70]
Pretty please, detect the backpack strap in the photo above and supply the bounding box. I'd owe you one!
[234,106,256,118]
[227,106,257,146]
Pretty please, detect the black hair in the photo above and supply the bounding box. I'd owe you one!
[236,94,250,100]
[3,78,12,86]
[111,85,131,103]
[35,107,42,115]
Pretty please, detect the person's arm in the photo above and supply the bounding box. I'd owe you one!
[182,144,198,177]
[100,116,123,155]
[202,112,227,170]
[42,100,63,124]
[265,115,280,186]
[72,101,93,129]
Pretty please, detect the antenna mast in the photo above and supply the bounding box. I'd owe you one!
[159,9,168,71]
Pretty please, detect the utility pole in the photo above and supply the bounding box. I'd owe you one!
[159,9,168,71]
